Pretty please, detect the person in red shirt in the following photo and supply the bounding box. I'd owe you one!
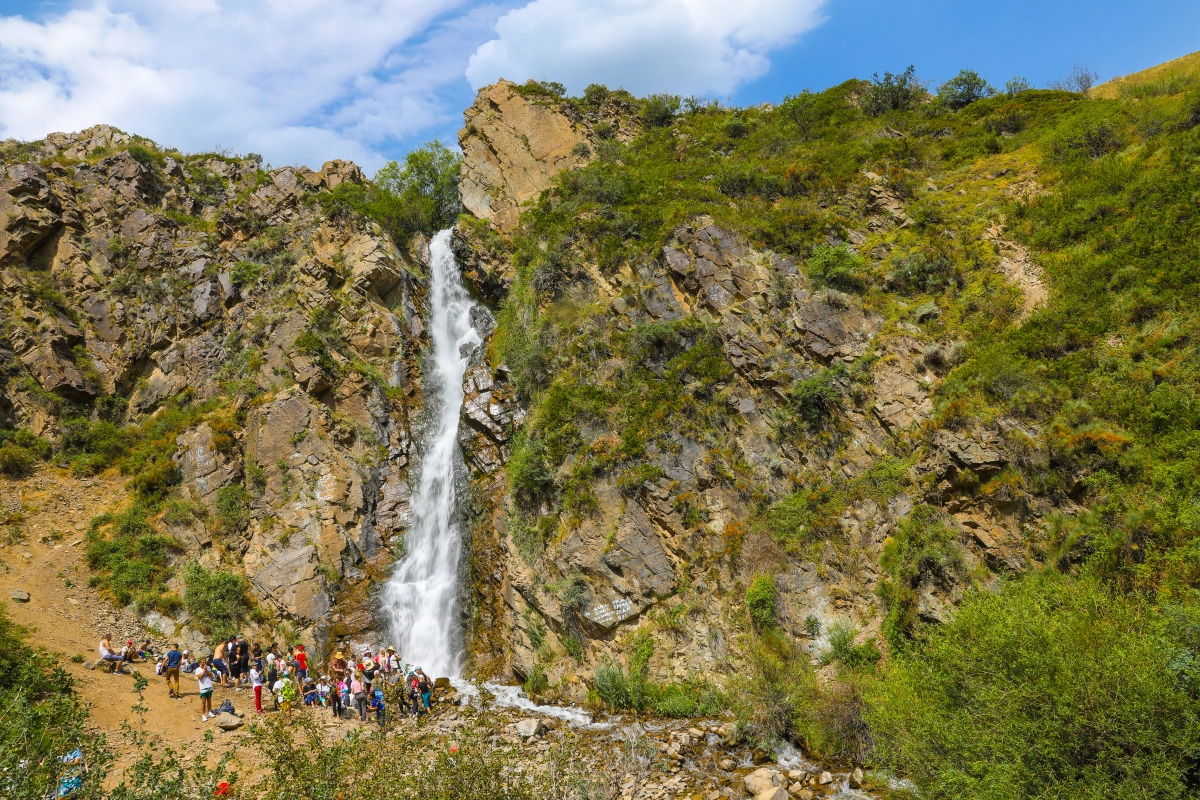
[295,644,309,681]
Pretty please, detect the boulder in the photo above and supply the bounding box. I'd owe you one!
[434,677,451,689]
[753,789,788,800]
[212,712,243,730]
[816,771,833,785]
[10,589,29,602]
[744,768,786,794]
[792,790,814,800]
[458,80,592,232]
[514,718,545,738]
[849,767,864,789]
[718,758,736,771]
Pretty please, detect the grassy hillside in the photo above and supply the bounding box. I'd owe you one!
[482,74,1200,796]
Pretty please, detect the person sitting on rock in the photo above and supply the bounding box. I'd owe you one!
[98,634,126,673]
[301,675,319,706]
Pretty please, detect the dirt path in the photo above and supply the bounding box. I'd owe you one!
[983,221,1049,320]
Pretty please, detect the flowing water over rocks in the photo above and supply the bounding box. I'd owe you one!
[380,229,479,677]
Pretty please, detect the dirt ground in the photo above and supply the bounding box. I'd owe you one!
[1,469,376,766]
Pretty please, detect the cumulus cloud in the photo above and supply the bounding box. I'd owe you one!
[466,0,828,96]
[0,0,489,170]
[0,0,829,170]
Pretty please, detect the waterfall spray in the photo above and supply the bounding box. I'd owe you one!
[380,228,478,678]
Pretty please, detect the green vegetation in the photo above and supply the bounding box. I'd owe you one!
[318,140,461,246]
[0,604,110,800]
[592,631,724,717]
[487,61,1200,793]
[0,428,52,476]
[868,574,1200,799]
[745,574,777,632]
[85,504,179,610]
[182,563,253,640]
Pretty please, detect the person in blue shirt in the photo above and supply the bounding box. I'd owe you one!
[164,643,183,698]
[369,688,386,725]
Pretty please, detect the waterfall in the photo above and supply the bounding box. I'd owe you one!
[380,228,479,678]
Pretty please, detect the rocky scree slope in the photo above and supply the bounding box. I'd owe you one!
[0,125,440,651]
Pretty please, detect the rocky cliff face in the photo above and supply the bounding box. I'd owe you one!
[0,128,431,652]
[458,79,639,234]
[449,83,1054,698]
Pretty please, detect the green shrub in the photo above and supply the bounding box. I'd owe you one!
[937,69,996,111]
[878,505,964,648]
[790,366,844,428]
[85,505,178,609]
[213,484,250,532]
[507,432,553,511]
[868,574,1200,799]
[746,574,777,632]
[0,445,35,477]
[182,563,251,640]
[522,663,549,697]
[821,621,882,670]
[0,604,109,800]
[864,66,926,115]
[230,259,264,288]
[807,243,866,293]
[642,94,680,127]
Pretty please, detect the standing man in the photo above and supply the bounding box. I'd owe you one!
[196,660,215,721]
[212,639,230,688]
[237,635,251,689]
[164,643,183,698]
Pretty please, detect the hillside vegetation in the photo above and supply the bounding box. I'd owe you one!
[465,71,1200,796]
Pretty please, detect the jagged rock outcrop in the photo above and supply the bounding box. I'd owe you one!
[458,79,637,233]
[0,125,428,653]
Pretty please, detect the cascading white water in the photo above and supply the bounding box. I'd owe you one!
[380,228,479,678]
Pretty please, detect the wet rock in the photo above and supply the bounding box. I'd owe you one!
[744,768,786,794]
[753,788,788,800]
[515,718,545,738]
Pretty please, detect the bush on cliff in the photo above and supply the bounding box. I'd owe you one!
[867,574,1200,799]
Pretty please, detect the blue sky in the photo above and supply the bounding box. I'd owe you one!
[0,0,1196,173]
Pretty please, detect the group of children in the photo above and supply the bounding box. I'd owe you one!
[122,635,440,724]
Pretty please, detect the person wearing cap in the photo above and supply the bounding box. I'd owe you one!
[416,668,432,712]
[164,643,183,698]
[295,644,308,682]
[361,651,378,694]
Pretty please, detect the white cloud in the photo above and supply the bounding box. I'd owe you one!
[0,0,490,170]
[0,0,829,171]
[465,0,828,97]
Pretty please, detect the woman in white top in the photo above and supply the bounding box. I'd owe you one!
[250,663,264,714]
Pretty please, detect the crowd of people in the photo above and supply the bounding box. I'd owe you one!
[98,633,439,724]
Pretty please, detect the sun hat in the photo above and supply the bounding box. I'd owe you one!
[387,646,395,652]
